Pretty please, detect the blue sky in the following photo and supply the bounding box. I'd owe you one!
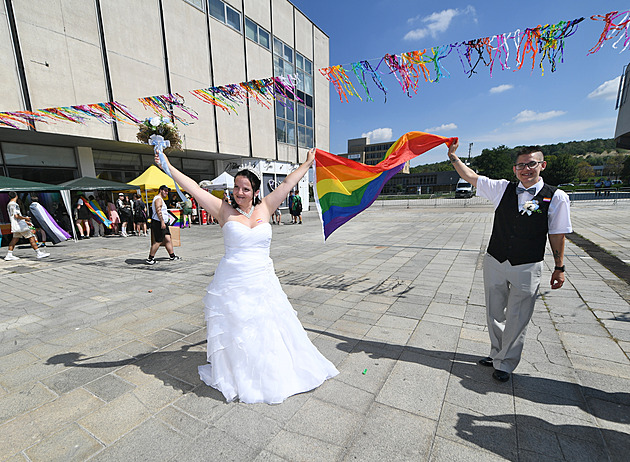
[291,0,630,165]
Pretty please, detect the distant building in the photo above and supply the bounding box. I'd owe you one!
[339,136,460,194]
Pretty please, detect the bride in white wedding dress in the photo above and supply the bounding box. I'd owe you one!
[155,148,338,404]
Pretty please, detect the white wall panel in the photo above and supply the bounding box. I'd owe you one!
[0,4,25,112]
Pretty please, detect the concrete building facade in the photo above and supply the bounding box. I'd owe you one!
[0,0,329,204]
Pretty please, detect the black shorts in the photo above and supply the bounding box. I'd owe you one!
[151,219,171,242]
[78,206,91,220]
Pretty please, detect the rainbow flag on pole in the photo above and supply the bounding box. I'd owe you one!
[313,131,457,240]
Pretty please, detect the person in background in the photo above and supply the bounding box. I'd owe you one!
[4,191,49,260]
[88,195,105,237]
[133,193,148,236]
[146,185,181,265]
[106,199,120,235]
[290,190,303,224]
[75,198,91,239]
[181,194,193,228]
[117,193,132,237]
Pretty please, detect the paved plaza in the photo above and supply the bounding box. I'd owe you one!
[0,200,629,461]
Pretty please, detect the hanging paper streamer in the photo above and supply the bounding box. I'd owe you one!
[401,50,433,85]
[138,93,198,125]
[313,131,457,240]
[350,61,388,102]
[589,10,630,54]
[513,18,584,75]
[190,75,301,115]
[455,37,493,78]
[319,65,362,103]
[383,54,416,96]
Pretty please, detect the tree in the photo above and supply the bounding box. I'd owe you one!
[542,154,578,186]
[603,154,626,179]
[576,160,594,182]
[472,145,514,180]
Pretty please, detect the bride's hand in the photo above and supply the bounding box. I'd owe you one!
[154,151,166,170]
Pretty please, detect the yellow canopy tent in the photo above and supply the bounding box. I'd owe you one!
[129,165,181,190]
[129,165,186,207]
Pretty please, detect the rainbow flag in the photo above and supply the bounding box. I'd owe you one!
[314,131,457,240]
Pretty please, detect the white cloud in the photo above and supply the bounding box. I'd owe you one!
[362,127,393,143]
[588,77,621,101]
[513,109,566,124]
[424,123,458,133]
[489,84,514,94]
[404,6,476,41]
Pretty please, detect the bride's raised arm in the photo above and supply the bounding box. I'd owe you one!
[154,152,223,218]
[262,148,315,212]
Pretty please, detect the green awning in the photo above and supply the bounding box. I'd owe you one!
[59,176,138,191]
[0,176,62,192]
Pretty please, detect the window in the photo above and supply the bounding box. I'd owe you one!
[244,17,270,50]
[274,40,313,147]
[273,37,293,76]
[209,0,241,32]
[295,52,313,96]
[183,0,204,11]
[275,97,295,145]
[295,52,314,148]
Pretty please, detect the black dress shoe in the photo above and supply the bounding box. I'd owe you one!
[478,356,494,367]
[492,370,510,382]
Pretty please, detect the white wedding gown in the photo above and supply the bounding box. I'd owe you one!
[198,221,339,404]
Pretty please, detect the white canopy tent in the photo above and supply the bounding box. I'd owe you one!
[199,172,234,190]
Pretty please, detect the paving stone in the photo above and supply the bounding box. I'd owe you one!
[344,402,435,461]
[24,423,104,462]
[264,430,345,462]
[0,388,102,457]
[284,398,363,446]
[88,417,193,462]
[0,382,57,425]
[83,373,136,402]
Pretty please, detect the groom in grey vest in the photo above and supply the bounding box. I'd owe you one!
[447,141,572,382]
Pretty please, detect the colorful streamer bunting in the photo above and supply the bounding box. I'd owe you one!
[0,10,627,127]
[138,93,198,125]
[313,131,457,240]
[190,75,301,115]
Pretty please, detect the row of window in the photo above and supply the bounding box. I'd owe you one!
[187,0,317,150]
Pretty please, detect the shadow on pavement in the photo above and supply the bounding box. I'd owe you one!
[308,329,630,427]
[45,340,225,401]
[455,413,627,461]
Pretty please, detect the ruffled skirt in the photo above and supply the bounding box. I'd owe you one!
[198,256,338,404]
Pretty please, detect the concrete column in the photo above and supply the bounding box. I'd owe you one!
[76,146,96,177]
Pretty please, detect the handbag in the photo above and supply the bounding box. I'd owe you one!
[16,219,31,233]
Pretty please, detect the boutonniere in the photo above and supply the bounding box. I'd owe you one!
[521,200,541,216]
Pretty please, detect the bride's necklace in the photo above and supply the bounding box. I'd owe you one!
[235,204,255,219]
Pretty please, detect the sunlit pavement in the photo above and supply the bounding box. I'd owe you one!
[0,202,628,461]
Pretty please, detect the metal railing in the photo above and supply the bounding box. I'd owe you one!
[374,187,630,208]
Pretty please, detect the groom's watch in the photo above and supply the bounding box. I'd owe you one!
[554,265,565,272]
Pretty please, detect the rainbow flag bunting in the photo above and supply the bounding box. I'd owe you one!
[313,131,457,240]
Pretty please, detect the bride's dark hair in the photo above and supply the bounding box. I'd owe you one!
[233,169,261,208]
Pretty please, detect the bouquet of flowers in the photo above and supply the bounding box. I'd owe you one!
[520,200,541,216]
[136,117,182,151]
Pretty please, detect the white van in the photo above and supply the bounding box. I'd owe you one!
[455,179,475,198]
